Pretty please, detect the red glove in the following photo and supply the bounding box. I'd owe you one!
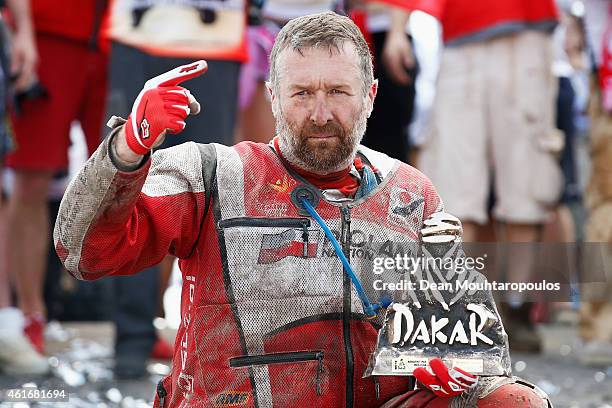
[413,358,478,398]
[124,60,208,155]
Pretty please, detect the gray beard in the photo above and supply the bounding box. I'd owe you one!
[274,105,368,175]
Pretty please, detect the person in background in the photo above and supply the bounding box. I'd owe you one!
[360,0,418,162]
[384,0,560,352]
[578,0,612,366]
[403,10,442,166]
[105,0,247,378]
[2,0,110,356]
[534,0,588,325]
[0,0,48,375]
[552,0,584,234]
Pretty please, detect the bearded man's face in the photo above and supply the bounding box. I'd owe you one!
[270,43,377,174]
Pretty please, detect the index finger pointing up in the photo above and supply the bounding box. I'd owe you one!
[144,60,208,89]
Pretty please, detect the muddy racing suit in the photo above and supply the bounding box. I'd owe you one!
[54,119,551,407]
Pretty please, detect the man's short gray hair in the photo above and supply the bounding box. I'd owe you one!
[268,11,374,95]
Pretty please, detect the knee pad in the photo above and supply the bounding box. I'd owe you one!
[477,378,552,408]
[380,377,551,408]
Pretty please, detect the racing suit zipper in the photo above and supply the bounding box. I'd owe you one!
[340,206,354,408]
[218,217,311,257]
[302,223,309,257]
[374,376,380,400]
[218,217,310,229]
[230,351,324,395]
[316,352,324,395]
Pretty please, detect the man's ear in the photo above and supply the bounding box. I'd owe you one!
[266,81,275,104]
[267,81,281,118]
[367,79,378,117]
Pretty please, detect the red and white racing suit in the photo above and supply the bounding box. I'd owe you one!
[54,121,550,407]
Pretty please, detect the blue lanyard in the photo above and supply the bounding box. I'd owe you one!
[300,197,391,318]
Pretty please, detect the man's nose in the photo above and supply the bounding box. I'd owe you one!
[309,95,333,126]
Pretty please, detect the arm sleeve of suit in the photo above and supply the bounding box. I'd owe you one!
[53,120,208,280]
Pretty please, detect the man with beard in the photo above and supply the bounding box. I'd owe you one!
[54,12,550,407]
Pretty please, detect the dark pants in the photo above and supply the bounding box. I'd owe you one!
[362,31,417,162]
[107,41,240,369]
[111,272,159,367]
[557,76,580,204]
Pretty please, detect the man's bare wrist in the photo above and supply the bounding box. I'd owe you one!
[112,127,145,166]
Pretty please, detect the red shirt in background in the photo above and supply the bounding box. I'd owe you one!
[374,0,558,45]
[30,0,110,51]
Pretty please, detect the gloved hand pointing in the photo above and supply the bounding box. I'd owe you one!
[413,358,478,398]
[124,60,207,155]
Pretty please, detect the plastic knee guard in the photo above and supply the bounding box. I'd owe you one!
[379,378,551,408]
[478,379,552,408]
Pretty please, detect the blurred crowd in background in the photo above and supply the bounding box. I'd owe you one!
[0,0,611,394]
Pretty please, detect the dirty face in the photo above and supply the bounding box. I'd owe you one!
[270,42,377,174]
